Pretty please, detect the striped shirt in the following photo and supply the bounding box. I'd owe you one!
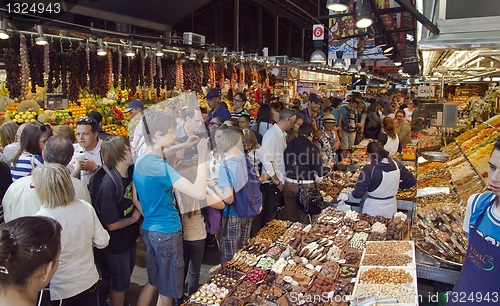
[230,109,254,123]
[463,193,500,247]
[10,153,44,181]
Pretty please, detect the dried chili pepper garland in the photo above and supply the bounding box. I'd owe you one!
[3,48,22,99]
[29,44,45,93]
[19,34,30,96]
[175,57,184,91]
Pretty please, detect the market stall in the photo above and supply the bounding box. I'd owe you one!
[182,207,416,306]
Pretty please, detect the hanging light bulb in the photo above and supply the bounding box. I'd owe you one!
[0,18,9,40]
[202,52,209,63]
[155,42,164,56]
[333,51,345,69]
[354,0,373,29]
[189,50,196,60]
[35,25,48,45]
[383,46,394,54]
[359,62,367,75]
[96,38,107,56]
[222,47,228,57]
[348,58,358,73]
[125,41,135,57]
[310,50,327,63]
[326,0,349,12]
[240,51,245,61]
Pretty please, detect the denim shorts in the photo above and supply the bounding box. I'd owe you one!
[105,242,137,292]
[142,230,184,298]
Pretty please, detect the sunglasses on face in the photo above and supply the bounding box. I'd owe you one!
[77,117,97,124]
[39,124,51,132]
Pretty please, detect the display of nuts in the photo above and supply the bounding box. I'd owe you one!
[354,284,415,303]
[359,267,413,284]
[361,254,413,267]
[364,241,412,255]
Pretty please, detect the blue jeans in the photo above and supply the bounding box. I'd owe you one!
[142,230,184,299]
[105,242,137,292]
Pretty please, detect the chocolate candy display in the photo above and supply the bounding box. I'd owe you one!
[319,261,340,278]
[334,279,354,296]
[221,297,243,306]
[210,273,240,289]
[231,281,256,300]
[338,265,358,279]
[308,276,336,295]
[344,252,361,266]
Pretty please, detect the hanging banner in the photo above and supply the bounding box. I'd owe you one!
[313,24,324,40]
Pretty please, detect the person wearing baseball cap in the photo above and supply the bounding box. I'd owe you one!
[123,99,144,115]
[319,113,340,166]
[124,100,147,159]
[206,89,231,124]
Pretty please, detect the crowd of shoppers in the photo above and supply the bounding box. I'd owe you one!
[0,88,421,306]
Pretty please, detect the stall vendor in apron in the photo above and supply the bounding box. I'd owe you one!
[448,140,500,305]
[351,142,416,218]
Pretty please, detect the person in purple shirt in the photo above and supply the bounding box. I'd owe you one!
[206,90,231,124]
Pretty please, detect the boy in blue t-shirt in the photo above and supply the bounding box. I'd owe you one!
[208,126,252,265]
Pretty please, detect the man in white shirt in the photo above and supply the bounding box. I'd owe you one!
[124,100,147,160]
[72,117,103,185]
[3,135,91,222]
[259,109,296,228]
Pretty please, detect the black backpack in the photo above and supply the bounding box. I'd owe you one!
[342,107,357,133]
[89,165,124,215]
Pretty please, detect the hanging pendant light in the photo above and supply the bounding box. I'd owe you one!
[326,0,349,12]
[348,59,358,72]
[354,0,373,29]
[96,39,107,56]
[0,18,9,40]
[202,52,209,63]
[35,25,48,45]
[189,50,196,60]
[155,42,164,56]
[359,62,367,75]
[310,50,327,63]
[333,51,345,68]
[125,41,135,57]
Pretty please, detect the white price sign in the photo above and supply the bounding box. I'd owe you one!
[313,24,324,40]
[417,86,435,97]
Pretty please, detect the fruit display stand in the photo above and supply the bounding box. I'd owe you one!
[183,208,415,306]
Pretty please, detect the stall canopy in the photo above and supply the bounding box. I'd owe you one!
[418,0,500,82]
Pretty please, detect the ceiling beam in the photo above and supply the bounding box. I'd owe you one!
[317,6,406,20]
[393,0,439,35]
[68,4,171,31]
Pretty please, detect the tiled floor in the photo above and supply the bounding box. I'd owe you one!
[125,235,220,305]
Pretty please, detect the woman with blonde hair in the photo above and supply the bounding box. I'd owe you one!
[378,117,401,156]
[33,163,109,305]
